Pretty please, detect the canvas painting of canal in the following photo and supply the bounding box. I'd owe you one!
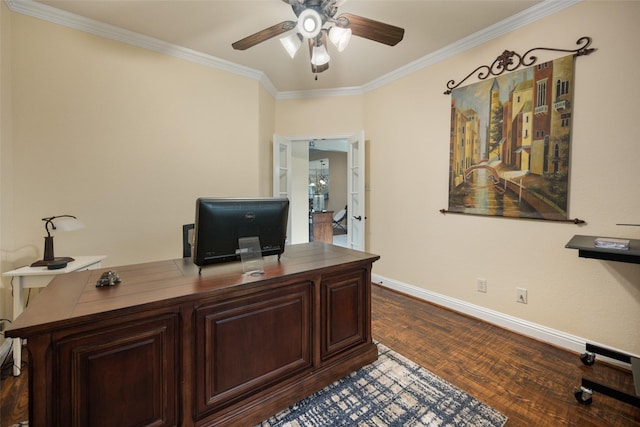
[448,54,575,220]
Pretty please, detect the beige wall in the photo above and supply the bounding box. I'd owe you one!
[275,2,640,355]
[275,95,364,136]
[258,85,276,196]
[1,0,14,326]
[364,1,640,355]
[1,1,638,358]
[4,13,271,274]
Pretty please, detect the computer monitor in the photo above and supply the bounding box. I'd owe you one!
[192,197,289,267]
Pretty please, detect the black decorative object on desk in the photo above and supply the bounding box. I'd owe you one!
[96,271,121,288]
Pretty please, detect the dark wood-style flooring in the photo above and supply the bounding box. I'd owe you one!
[371,285,640,426]
[1,284,638,426]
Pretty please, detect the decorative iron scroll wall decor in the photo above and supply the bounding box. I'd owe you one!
[444,37,595,95]
[443,37,595,223]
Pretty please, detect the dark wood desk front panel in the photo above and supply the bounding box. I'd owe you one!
[55,311,180,427]
[6,243,379,427]
[321,269,367,360]
[195,280,313,419]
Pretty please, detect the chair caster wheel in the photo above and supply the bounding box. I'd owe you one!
[580,352,596,366]
[575,387,593,405]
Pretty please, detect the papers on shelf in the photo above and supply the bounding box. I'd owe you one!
[594,237,630,250]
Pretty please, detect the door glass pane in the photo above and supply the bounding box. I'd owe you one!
[279,170,287,197]
[279,145,288,169]
[278,144,289,198]
[350,143,359,168]
[348,133,364,251]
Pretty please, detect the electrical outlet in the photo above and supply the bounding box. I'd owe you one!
[477,278,487,293]
[516,288,528,304]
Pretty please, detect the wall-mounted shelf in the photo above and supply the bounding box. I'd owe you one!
[565,234,640,264]
[565,234,640,407]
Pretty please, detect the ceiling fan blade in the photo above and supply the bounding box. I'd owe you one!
[308,37,329,74]
[337,13,404,46]
[232,21,296,50]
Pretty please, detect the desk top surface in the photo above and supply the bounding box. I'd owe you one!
[6,243,379,337]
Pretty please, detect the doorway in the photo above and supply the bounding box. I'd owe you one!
[273,132,365,251]
[309,141,348,247]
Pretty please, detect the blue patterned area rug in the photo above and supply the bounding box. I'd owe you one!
[258,343,507,427]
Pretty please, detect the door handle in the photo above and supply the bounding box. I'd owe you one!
[353,216,362,221]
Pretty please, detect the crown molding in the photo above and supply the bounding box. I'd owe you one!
[362,0,581,93]
[5,0,579,100]
[276,86,364,100]
[280,0,581,98]
[4,0,278,97]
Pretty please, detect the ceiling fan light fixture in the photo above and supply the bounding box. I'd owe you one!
[297,9,323,39]
[311,43,330,66]
[329,26,351,52]
[280,33,303,58]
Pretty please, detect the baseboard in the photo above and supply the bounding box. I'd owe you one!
[372,273,635,368]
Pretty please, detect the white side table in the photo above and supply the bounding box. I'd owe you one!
[2,255,106,376]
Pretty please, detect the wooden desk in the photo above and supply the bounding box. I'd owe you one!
[2,255,106,376]
[6,243,379,427]
[312,211,334,243]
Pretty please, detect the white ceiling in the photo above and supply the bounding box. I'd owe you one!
[21,0,572,95]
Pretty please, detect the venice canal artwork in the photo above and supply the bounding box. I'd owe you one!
[448,55,575,220]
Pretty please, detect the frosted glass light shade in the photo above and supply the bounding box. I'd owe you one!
[310,44,330,66]
[297,9,322,39]
[52,216,85,232]
[329,26,351,52]
[280,33,302,58]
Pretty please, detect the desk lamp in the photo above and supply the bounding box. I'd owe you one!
[30,215,84,267]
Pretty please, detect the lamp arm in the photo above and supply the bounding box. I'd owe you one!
[42,215,77,236]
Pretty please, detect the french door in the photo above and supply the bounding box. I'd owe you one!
[273,132,365,251]
[347,131,365,251]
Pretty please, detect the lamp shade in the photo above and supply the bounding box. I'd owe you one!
[280,33,303,58]
[329,26,352,52]
[311,44,330,66]
[52,216,85,232]
[297,9,322,39]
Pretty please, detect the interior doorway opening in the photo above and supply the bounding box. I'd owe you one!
[308,139,348,247]
[273,132,365,250]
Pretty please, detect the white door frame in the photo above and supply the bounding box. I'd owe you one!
[273,132,366,250]
[273,135,294,244]
[347,131,366,251]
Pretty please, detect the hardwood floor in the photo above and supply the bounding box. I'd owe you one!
[371,284,640,427]
[1,284,638,426]
[0,349,28,427]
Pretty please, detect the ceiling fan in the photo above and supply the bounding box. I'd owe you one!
[232,0,404,76]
